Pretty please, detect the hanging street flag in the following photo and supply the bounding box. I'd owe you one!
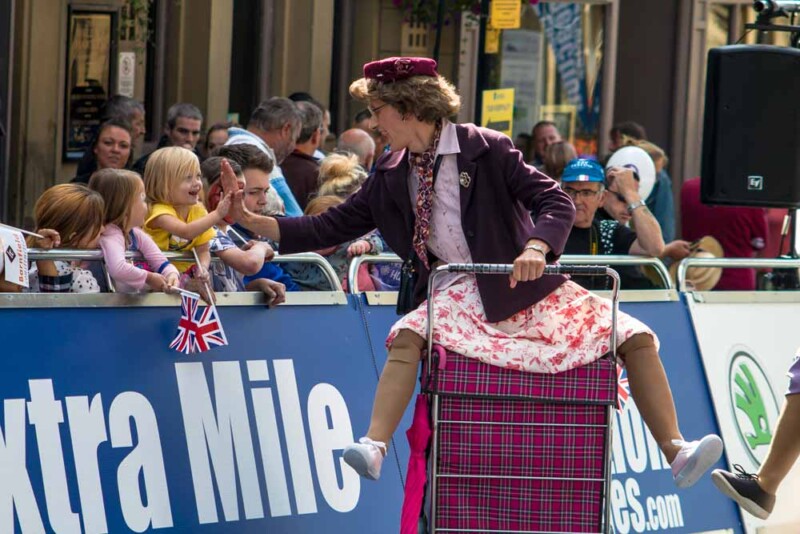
[0,226,29,287]
[170,292,228,355]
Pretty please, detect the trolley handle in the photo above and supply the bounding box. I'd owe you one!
[444,263,609,276]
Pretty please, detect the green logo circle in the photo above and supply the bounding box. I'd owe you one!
[728,348,780,466]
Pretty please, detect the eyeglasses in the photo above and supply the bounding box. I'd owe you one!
[563,187,602,199]
[368,103,388,117]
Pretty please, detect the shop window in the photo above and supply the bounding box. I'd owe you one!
[480,3,607,160]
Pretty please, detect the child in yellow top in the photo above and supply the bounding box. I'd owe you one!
[143,146,230,287]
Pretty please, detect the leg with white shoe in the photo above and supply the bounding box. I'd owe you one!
[343,329,425,480]
[619,333,723,488]
[712,393,800,519]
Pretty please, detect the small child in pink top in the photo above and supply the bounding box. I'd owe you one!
[89,169,180,293]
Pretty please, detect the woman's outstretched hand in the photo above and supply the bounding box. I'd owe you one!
[219,158,247,223]
[510,242,548,288]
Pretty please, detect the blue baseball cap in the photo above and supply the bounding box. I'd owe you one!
[561,158,605,183]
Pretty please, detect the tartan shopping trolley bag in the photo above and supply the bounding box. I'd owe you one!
[418,264,620,534]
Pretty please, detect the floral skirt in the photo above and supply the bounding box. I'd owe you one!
[387,277,657,374]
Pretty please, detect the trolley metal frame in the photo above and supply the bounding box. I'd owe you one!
[424,263,621,534]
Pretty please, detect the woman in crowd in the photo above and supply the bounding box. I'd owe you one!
[203,122,233,158]
[543,140,577,183]
[220,57,722,486]
[318,152,368,199]
[72,119,134,184]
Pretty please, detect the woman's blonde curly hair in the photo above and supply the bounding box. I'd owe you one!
[349,73,461,123]
[318,153,368,199]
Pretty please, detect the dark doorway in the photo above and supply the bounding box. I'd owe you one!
[229,0,263,126]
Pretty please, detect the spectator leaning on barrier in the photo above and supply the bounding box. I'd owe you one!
[225,97,304,217]
[211,144,299,292]
[27,184,105,293]
[133,103,205,175]
[607,121,675,242]
[281,101,323,210]
[201,156,286,306]
[562,159,663,290]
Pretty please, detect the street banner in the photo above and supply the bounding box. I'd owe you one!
[688,295,800,533]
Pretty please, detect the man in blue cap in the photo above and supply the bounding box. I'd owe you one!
[561,159,664,289]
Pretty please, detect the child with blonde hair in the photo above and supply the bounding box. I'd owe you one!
[28,184,105,293]
[143,147,230,297]
[89,168,180,293]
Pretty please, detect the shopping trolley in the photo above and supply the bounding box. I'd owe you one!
[421,263,620,534]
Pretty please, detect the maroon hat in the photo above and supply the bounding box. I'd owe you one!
[363,57,438,83]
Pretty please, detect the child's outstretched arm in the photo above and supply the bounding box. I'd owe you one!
[215,240,274,276]
[99,226,156,291]
[149,193,232,241]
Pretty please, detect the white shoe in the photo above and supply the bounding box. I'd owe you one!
[671,435,724,488]
[343,437,386,480]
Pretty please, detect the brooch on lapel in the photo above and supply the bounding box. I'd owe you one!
[459,171,471,188]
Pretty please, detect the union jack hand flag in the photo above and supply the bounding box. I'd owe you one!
[170,293,228,354]
[616,364,630,412]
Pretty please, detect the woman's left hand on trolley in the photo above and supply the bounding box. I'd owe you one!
[510,241,549,288]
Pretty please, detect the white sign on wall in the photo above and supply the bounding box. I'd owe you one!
[118,52,135,97]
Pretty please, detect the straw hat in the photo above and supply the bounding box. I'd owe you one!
[669,236,724,291]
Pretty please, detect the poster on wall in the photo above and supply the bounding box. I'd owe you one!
[688,297,800,533]
[63,9,116,161]
[500,29,542,139]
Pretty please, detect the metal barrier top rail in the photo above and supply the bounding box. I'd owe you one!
[347,253,672,294]
[676,257,800,292]
[25,248,344,293]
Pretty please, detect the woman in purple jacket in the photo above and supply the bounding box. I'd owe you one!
[222,57,722,487]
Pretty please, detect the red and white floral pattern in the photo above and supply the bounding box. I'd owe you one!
[387,277,657,374]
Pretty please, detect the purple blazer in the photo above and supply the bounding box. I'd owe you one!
[277,123,576,322]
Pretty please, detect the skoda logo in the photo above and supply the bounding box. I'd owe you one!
[728,348,780,466]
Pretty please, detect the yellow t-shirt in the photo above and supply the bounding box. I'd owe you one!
[145,203,215,273]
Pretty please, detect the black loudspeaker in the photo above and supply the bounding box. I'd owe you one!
[702,45,800,208]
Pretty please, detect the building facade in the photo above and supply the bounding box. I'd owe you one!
[0,0,786,227]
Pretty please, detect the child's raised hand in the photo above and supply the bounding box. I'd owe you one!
[220,159,246,221]
[215,192,233,219]
[34,229,61,249]
[145,271,169,292]
[347,239,372,257]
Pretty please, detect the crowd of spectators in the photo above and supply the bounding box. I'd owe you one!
[0,92,785,297]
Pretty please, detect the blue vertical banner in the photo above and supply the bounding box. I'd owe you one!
[534,3,601,133]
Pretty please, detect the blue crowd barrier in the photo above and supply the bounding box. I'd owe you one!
[0,288,743,533]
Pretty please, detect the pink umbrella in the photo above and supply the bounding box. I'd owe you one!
[400,393,432,534]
